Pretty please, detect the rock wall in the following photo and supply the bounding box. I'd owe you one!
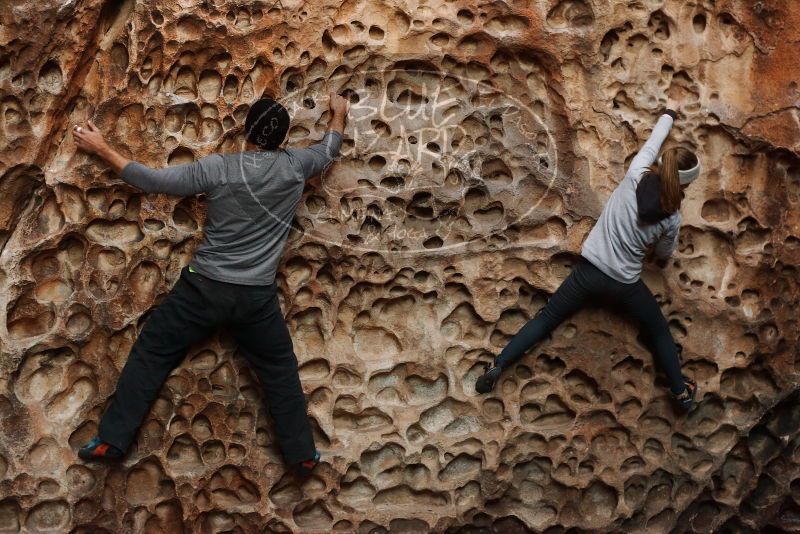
[1,0,799,532]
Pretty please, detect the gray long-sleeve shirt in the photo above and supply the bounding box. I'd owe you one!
[581,114,680,283]
[121,131,342,285]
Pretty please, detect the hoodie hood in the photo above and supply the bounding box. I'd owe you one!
[636,172,671,224]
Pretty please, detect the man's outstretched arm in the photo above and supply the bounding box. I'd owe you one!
[73,121,131,174]
[72,121,219,195]
[291,91,350,179]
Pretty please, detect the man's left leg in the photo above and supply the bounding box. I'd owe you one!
[232,285,317,470]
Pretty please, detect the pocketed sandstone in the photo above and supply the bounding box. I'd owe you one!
[0,0,798,532]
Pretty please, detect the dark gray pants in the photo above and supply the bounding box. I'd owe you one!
[98,266,315,465]
[495,257,685,392]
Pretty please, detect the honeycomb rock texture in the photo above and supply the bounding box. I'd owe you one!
[1,0,799,532]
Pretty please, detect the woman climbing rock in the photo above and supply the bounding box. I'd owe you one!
[475,93,701,411]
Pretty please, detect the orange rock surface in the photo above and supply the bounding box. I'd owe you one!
[1,0,799,532]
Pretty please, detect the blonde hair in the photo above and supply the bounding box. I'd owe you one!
[650,147,698,214]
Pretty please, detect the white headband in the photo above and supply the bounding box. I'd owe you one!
[657,155,701,185]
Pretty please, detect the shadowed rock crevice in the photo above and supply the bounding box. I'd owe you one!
[0,0,798,533]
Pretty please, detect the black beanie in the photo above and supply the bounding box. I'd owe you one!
[245,98,290,150]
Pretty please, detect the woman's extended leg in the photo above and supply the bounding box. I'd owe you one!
[494,263,596,368]
[476,260,595,393]
[618,280,694,406]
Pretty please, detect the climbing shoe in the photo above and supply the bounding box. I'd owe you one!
[78,436,124,461]
[476,363,504,394]
[294,450,321,477]
[672,376,697,411]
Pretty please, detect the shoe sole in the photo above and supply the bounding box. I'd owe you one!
[78,450,123,462]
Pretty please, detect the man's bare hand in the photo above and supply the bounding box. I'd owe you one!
[329,91,350,118]
[72,120,130,174]
[327,91,349,135]
[73,121,110,156]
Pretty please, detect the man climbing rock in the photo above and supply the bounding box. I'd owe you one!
[72,91,350,477]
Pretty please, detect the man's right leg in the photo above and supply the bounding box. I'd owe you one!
[93,270,217,455]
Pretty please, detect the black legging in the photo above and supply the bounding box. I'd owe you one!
[495,257,685,392]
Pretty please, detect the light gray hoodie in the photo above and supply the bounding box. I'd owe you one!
[581,113,680,283]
